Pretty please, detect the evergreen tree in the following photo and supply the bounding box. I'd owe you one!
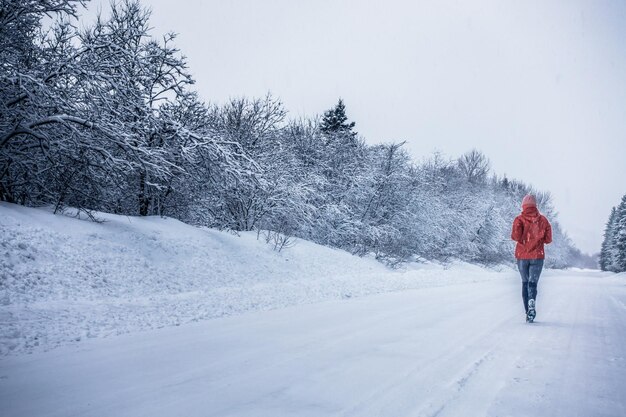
[599,195,626,273]
[500,175,510,190]
[599,207,616,271]
[320,99,357,138]
[614,194,626,272]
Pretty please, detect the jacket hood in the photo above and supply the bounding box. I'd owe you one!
[521,206,540,221]
[522,194,537,208]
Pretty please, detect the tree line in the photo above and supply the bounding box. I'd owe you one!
[599,194,626,272]
[1,0,584,267]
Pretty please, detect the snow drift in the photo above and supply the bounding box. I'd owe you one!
[0,202,509,355]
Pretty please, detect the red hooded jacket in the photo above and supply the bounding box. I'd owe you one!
[511,206,552,259]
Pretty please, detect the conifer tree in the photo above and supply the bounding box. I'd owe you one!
[614,194,626,272]
[320,99,357,137]
[600,207,617,271]
[600,195,626,273]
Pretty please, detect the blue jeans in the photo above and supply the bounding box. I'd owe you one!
[517,259,544,313]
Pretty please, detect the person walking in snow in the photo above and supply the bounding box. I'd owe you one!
[511,194,552,323]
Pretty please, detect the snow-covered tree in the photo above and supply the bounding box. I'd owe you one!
[78,1,197,216]
[612,195,626,272]
[205,95,289,231]
[320,98,356,138]
[351,142,415,262]
[457,149,490,185]
[1,0,255,217]
[600,207,618,271]
[599,195,626,273]
[1,0,99,205]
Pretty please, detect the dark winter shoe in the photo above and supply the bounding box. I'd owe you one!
[527,299,536,323]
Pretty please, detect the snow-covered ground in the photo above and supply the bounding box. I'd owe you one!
[2,270,625,417]
[0,202,506,356]
[1,203,625,417]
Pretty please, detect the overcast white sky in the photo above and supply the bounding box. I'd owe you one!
[87,0,626,254]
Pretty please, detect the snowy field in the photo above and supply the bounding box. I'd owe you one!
[1,203,625,416]
[0,202,507,357]
[2,270,625,417]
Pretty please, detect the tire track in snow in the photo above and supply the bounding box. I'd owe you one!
[407,330,516,417]
[201,285,499,416]
[334,284,516,417]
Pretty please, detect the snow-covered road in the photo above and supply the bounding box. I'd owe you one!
[2,271,625,417]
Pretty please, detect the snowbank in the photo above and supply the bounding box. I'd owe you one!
[1,202,512,356]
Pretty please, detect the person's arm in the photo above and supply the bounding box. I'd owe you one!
[544,218,553,244]
[511,217,523,242]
